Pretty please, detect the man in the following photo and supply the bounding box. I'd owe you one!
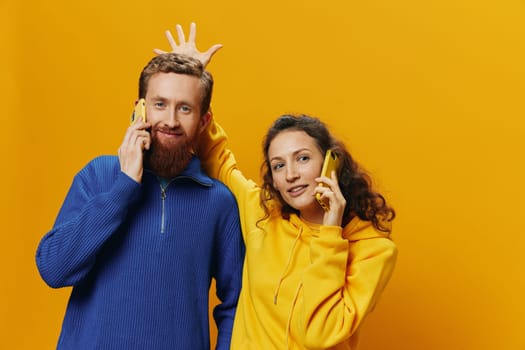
[36,53,244,350]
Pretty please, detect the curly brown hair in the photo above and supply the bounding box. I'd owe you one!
[259,114,395,232]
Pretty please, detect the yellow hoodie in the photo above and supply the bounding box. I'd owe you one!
[199,118,398,350]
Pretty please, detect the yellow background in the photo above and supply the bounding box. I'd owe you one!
[2,0,524,349]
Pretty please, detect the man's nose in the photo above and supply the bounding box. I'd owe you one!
[164,108,180,128]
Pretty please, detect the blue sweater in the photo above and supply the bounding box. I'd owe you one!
[36,156,244,350]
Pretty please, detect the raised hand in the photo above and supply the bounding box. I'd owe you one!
[153,22,222,68]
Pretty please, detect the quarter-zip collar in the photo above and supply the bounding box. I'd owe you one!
[144,156,213,234]
[144,156,214,188]
[173,156,214,187]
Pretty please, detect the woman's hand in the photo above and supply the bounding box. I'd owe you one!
[153,22,222,68]
[315,171,346,227]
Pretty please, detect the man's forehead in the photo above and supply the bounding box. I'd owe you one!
[146,73,202,100]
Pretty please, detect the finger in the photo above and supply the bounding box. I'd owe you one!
[130,134,147,153]
[122,125,135,145]
[188,22,196,44]
[324,191,335,200]
[134,130,151,142]
[330,170,338,181]
[316,172,339,188]
[139,129,152,142]
[124,125,147,147]
[316,186,332,197]
[165,30,178,50]
[204,44,223,62]
[316,176,333,187]
[137,120,151,129]
[130,117,151,129]
[153,48,167,55]
[142,137,151,151]
[139,133,152,150]
[319,179,343,200]
[176,24,186,44]
[136,136,146,148]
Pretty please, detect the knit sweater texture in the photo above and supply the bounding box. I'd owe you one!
[36,156,244,350]
[199,119,398,350]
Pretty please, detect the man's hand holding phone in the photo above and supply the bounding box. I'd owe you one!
[118,100,151,183]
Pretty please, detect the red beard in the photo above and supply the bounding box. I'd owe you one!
[144,127,194,178]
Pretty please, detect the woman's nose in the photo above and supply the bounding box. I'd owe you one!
[285,165,299,182]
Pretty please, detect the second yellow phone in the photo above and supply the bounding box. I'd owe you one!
[316,149,340,211]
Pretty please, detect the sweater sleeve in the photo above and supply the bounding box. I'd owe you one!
[300,225,398,349]
[35,158,141,288]
[211,193,245,350]
[197,117,263,238]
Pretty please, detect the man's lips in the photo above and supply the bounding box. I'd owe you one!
[156,128,184,137]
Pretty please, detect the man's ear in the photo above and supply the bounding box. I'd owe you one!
[199,109,212,132]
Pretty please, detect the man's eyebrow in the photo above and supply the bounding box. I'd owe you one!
[148,94,167,101]
[148,95,197,106]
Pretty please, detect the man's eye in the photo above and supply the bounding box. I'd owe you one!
[180,105,191,112]
[155,102,165,108]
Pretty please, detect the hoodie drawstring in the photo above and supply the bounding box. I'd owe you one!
[285,281,303,350]
[273,226,303,305]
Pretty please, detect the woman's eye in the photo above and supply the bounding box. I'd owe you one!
[298,155,310,162]
[272,163,284,171]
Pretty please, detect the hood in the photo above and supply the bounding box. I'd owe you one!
[343,216,392,242]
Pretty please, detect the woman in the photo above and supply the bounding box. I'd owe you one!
[157,23,398,350]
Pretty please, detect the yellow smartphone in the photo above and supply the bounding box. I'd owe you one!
[130,98,146,125]
[316,149,340,211]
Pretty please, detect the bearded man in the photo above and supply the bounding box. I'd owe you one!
[36,53,244,350]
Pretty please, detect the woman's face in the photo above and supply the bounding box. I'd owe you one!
[268,130,326,221]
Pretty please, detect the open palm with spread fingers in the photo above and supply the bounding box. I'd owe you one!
[153,22,222,68]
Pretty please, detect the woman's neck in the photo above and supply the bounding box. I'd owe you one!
[299,207,324,225]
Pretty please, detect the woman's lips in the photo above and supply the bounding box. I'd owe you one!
[287,185,308,197]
